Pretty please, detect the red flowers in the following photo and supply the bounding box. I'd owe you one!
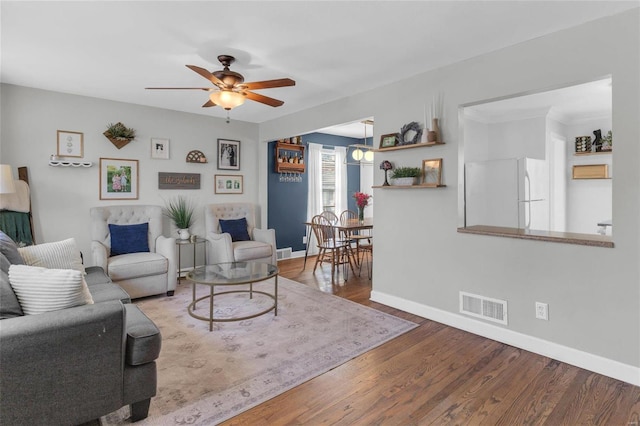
[353,192,371,208]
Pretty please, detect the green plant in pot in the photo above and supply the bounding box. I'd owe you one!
[164,196,195,240]
[390,166,422,185]
[105,122,136,141]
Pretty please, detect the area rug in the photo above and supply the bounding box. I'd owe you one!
[102,277,417,425]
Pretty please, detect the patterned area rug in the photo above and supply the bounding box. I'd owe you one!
[102,277,417,425]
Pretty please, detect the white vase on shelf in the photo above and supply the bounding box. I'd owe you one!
[177,229,190,240]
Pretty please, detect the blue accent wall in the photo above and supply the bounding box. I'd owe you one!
[268,132,363,252]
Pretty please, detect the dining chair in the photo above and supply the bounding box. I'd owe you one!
[339,210,371,271]
[320,210,339,225]
[311,215,356,284]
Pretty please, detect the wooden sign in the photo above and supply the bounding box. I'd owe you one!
[158,172,201,189]
[572,164,608,179]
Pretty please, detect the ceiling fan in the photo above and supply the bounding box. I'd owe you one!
[146,55,295,111]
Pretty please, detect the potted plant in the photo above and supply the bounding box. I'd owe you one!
[104,122,136,149]
[164,196,195,240]
[390,166,422,186]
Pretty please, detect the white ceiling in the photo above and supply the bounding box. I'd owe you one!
[465,77,612,124]
[1,1,637,136]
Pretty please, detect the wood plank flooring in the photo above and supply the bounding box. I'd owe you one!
[220,256,640,425]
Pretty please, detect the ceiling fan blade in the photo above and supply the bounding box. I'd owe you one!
[145,87,211,90]
[186,65,224,86]
[202,100,216,108]
[242,78,296,90]
[244,91,285,107]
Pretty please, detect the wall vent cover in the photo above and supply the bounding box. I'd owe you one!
[460,291,508,325]
[276,247,292,260]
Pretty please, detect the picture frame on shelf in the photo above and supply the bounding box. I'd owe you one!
[217,139,240,170]
[151,138,170,159]
[379,133,399,149]
[57,130,84,158]
[214,174,243,194]
[422,158,443,186]
[99,158,139,200]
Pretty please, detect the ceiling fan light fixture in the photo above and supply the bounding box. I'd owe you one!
[209,90,245,110]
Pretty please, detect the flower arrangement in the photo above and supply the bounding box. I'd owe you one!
[353,192,371,208]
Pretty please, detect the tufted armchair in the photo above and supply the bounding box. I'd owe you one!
[90,205,177,299]
[204,203,277,265]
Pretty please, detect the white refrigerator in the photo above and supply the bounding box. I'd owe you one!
[465,158,549,231]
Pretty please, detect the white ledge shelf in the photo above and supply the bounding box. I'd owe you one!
[48,160,93,167]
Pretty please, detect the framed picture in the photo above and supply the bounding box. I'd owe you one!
[57,130,84,158]
[379,133,398,149]
[151,138,170,159]
[214,174,243,194]
[422,158,443,186]
[217,139,240,170]
[99,158,139,200]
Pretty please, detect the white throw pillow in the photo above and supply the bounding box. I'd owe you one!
[8,264,94,315]
[18,238,85,274]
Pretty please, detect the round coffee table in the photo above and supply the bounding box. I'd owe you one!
[186,261,279,331]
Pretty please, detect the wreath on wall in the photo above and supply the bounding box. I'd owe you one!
[399,121,423,145]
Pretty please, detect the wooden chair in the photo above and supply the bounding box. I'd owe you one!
[320,210,339,225]
[311,215,356,284]
[339,210,372,274]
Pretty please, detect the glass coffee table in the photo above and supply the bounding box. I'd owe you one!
[186,261,279,331]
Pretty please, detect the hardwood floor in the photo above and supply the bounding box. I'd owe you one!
[222,256,640,425]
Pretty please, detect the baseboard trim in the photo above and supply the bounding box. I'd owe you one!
[371,289,640,386]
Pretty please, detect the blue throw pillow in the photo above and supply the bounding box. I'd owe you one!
[219,218,250,242]
[109,223,150,256]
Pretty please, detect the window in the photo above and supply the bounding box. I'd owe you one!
[321,149,336,213]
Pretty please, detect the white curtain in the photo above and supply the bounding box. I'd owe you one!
[306,143,323,255]
[334,146,348,215]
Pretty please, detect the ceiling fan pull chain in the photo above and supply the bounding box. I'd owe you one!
[226,110,230,124]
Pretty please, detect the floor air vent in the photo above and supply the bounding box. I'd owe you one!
[460,292,508,325]
[276,248,292,260]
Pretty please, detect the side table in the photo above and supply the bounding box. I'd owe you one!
[176,236,207,284]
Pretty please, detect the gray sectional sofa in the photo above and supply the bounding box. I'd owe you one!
[0,232,161,425]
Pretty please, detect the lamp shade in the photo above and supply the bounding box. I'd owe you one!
[351,148,364,161]
[209,90,246,110]
[0,164,16,194]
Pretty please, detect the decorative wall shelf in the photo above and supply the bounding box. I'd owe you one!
[374,141,445,152]
[186,150,208,163]
[372,183,446,189]
[574,151,612,156]
[275,142,305,173]
[48,160,93,167]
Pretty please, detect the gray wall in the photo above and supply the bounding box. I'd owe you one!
[0,84,260,269]
[259,10,640,383]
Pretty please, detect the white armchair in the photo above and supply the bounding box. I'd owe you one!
[90,205,177,299]
[204,203,277,265]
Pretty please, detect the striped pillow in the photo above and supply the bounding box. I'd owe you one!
[8,264,93,315]
[18,238,85,274]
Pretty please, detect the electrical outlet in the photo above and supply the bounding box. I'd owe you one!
[302,236,307,244]
[535,302,549,320]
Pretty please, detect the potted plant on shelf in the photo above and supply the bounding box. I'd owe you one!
[164,196,195,240]
[390,166,422,186]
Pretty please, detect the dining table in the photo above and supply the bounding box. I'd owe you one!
[303,217,373,271]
